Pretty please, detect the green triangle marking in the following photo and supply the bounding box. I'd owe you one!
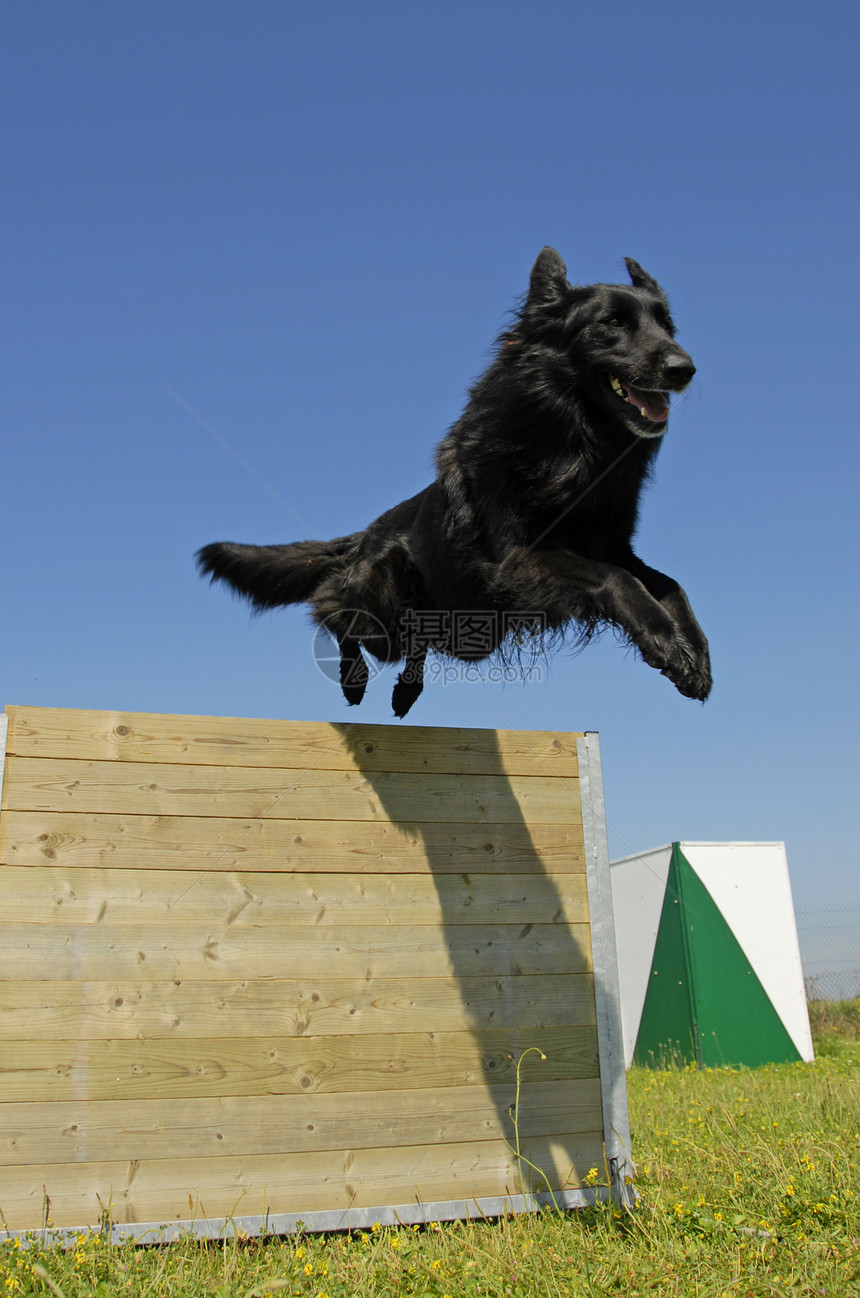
[633,844,697,1067]
[634,844,801,1069]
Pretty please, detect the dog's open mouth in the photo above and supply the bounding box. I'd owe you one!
[608,375,670,425]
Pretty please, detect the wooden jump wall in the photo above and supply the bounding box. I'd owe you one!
[0,705,631,1240]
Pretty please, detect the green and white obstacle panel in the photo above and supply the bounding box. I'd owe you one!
[610,842,813,1069]
[0,706,631,1242]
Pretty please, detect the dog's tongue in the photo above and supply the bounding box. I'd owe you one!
[627,385,669,424]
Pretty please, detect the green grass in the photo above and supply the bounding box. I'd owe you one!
[806,996,860,1053]
[3,1003,858,1297]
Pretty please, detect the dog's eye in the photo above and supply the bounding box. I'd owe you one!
[607,318,627,330]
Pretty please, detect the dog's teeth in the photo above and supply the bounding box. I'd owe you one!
[640,407,647,417]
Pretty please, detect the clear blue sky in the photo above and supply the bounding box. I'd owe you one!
[3,1,858,908]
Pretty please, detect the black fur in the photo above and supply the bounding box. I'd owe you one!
[198,248,711,716]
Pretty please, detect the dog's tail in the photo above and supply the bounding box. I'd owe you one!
[196,535,359,612]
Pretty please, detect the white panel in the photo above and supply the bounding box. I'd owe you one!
[680,843,814,1062]
[609,846,673,1068]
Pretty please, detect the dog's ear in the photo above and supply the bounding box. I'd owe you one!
[625,258,663,294]
[528,247,569,304]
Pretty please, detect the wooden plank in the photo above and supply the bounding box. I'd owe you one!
[0,1025,599,1103]
[0,811,585,874]
[0,865,589,928]
[1,756,580,824]
[0,973,596,1040]
[5,706,583,777]
[0,706,614,1235]
[0,1078,603,1165]
[0,922,594,981]
[0,1130,607,1230]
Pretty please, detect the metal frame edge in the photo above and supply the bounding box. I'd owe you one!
[577,732,635,1208]
[0,711,8,811]
[0,1189,610,1246]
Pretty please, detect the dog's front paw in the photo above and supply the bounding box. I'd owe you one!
[636,620,712,702]
[660,644,712,702]
[665,663,712,701]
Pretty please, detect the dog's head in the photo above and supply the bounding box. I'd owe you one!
[519,248,696,439]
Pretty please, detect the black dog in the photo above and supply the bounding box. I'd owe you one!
[198,248,711,716]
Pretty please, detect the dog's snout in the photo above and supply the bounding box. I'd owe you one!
[663,353,696,390]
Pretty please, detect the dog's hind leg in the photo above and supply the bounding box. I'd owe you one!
[391,649,427,718]
[338,636,369,707]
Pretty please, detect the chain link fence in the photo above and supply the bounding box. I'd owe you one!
[796,905,860,1001]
